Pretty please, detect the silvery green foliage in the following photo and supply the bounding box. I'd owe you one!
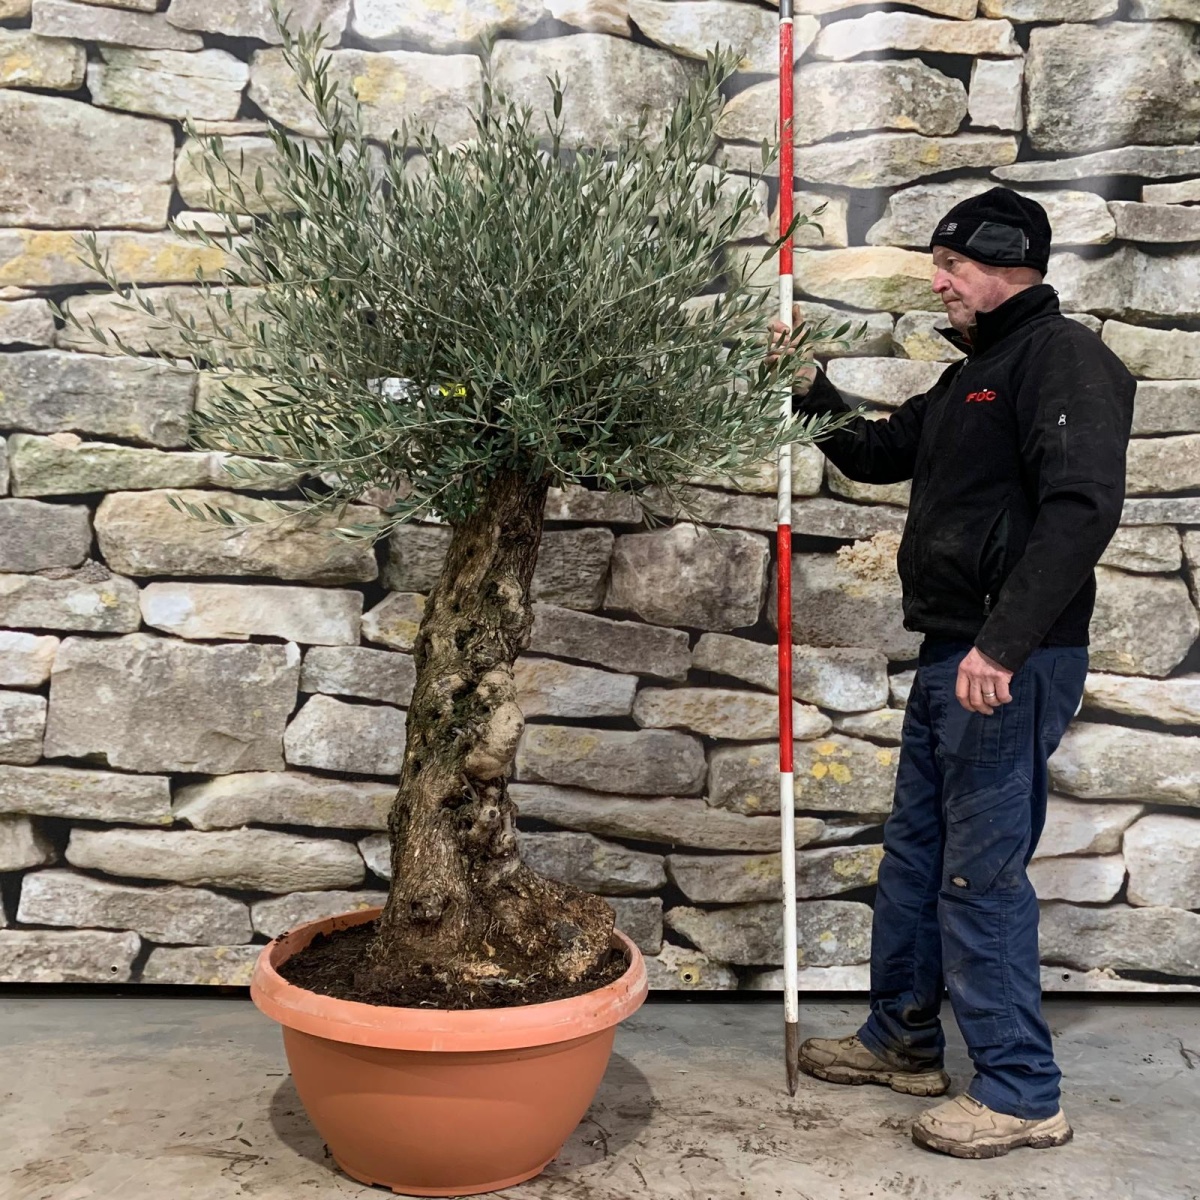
[68,10,857,540]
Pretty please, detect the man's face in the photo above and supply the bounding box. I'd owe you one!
[931,246,1008,334]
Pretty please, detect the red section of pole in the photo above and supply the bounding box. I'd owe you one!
[777,16,794,777]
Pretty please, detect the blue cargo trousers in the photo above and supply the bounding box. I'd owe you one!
[857,638,1088,1120]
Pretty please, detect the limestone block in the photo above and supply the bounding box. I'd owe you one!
[0,929,139,983]
[1126,435,1200,496]
[826,462,911,508]
[168,0,349,43]
[710,736,898,816]
[0,764,171,824]
[1083,673,1200,728]
[66,826,365,891]
[520,831,666,895]
[0,30,85,91]
[1033,796,1143,860]
[0,691,45,764]
[665,899,873,967]
[692,632,889,713]
[632,686,831,741]
[32,0,204,47]
[0,299,54,346]
[606,524,769,631]
[1124,815,1200,909]
[362,593,426,653]
[798,0,975,13]
[88,48,248,121]
[794,248,937,313]
[813,13,1020,60]
[0,813,55,871]
[1040,902,1200,976]
[629,0,801,74]
[141,945,261,986]
[515,724,707,796]
[45,634,300,774]
[18,870,252,945]
[352,0,541,48]
[1131,382,1200,434]
[529,603,691,680]
[826,357,949,408]
[0,352,194,447]
[0,499,91,573]
[997,145,1200,184]
[250,47,482,144]
[968,57,1023,132]
[8,433,213,496]
[75,0,164,9]
[742,964,871,991]
[1027,854,1125,903]
[301,646,414,707]
[1051,247,1200,322]
[175,136,295,214]
[667,844,884,903]
[833,708,906,745]
[0,631,58,688]
[1050,723,1200,808]
[382,524,451,592]
[1143,179,1200,205]
[0,565,141,634]
[175,771,393,832]
[513,657,637,719]
[688,445,826,496]
[545,0,631,36]
[1027,22,1200,154]
[789,302,893,357]
[1123,498,1200,525]
[0,0,30,13]
[284,694,406,777]
[357,832,389,878]
[96,490,379,584]
[1042,967,1200,994]
[890,670,916,708]
[719,61,966,146]
[1098,526,1182,574]
[1088,567,1198,678]
[644,944,737,990]
[605,896,663,955]
[251,889,388,939]
[1109,201,1200,244]
[543,485,642,525]
[509,783,826,852]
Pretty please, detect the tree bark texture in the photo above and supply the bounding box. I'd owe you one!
[368,470,615,994]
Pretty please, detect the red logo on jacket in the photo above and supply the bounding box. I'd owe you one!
[965,389,997,404]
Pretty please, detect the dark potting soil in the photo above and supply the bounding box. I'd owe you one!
[279,920,628,1010]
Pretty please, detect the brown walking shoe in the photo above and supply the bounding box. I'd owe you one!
[797,1034,951,1097]
[912,1094,1073,1159]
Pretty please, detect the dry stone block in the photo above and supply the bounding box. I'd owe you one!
[798,0,975,13]
[0,499,91,573]
[352,0,540,48]
[543,485,642,525]
[357,832,388,878]
[0,631,58,687]
[0,30,85,91]
[0,692,45,764]
[0,813,54,871]
[688,446,825,497]
[826,358,949,408]
[630,0,798,73]
[998,146,1200,184]
[67,826,365,892]
[1104,323,1200,383]
[791,133,1018,190]
[45,634,300,774]
[0,352,194,447]
[513,657,636,719]
[1027,22,1200,154]
[1033,796,1143,860]
[1088,567,1198,678]
[692,632,889,713]
[1042,967,1200,994]
[607,524,768,631]
[251,889,388,939]
[1098,526,1181,574]
[827,462,910,508]
[1051,246,1200,323]
[605,896,663,955]
[0,565,141,634]
[710,736,898,816]
[175,136,294,214]
[1040,903,1200,977]
[743,964,871,991]
[1124,815,1200,909]
[529,528,614,611]
[75,0,165,10]
[520,831,665,895]
[1143,179,1200,204]
[1131,382,1200,434]
[0,0,30,13]
[96,491,378,584]
[814,13,1020,60]
[383,524,451,593]
[544,0,631,36]
[18,871,252,945]
[0,298,54,347]
[141,945,261,986]
[1122,498,1200,525]
[33,0,204,48]
[633,686,830,741]
[789,302,893,357]
[493,36,692,150]
[667,844,883,903]
[1109,202,1200,244]
[0,929,139,983]
[509,783,826,852]
[284,695,406,777]
[1051,723,1200,808]
[665,899,872,967]
[169,0,349,43]
[175,771,392,832]
[1083,673,1200,728]
[1027,855,1125,903]
[0,764,170,824]
[5,433,212,496]
[88,48,248,121]
[515,725,706,796]
[981,0,1115,14]
[250,47,482,144]
[301,646,414,707]
[1126,435,1200,495]
[529,603,691,681]
[362,592,425,653]
[794,248,936,313]
[644,944,737,990]
[833,708,905,745]
[968,57,1023,133]
[891,670,916,708]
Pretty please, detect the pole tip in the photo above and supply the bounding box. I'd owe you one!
[785,1019,800,1096]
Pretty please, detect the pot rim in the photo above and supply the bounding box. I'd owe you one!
[250,906,648,1052]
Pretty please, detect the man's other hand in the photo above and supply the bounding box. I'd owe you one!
[956,647,1014,715]
[767,302,818,397]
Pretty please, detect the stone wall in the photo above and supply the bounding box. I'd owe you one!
[0,0,1198,991]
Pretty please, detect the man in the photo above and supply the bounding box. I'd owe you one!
[778,189,1135,1158]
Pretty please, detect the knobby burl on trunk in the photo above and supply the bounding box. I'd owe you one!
[366,470,614,993]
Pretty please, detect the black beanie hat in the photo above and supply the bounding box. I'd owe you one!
[929,187,1052,275]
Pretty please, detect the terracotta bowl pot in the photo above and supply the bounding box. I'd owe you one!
[251,906,648,1196]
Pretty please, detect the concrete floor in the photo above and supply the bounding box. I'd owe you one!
[1,995,1197,1200]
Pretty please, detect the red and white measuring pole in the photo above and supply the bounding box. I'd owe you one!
[776,0,801,1097]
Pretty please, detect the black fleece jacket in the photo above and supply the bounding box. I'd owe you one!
[794,284,1135,673]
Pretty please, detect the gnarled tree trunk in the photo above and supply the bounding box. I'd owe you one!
[367,469,614,995]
